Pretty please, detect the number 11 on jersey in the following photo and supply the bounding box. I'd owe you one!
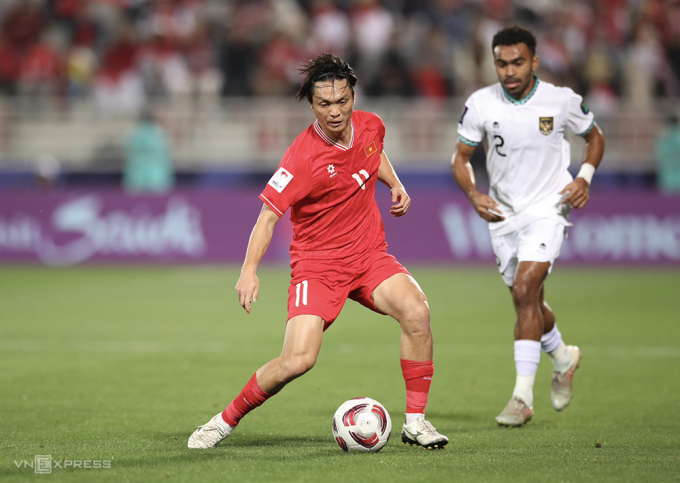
[295,280,308,307]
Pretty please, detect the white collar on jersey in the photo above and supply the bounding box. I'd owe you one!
[313,119,355,151]
[502,75,540,106]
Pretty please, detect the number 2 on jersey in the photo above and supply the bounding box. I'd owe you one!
[493,135,506,157]
[295,280,308,307]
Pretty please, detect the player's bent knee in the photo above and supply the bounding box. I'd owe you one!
[399,298,431,335]
[512,280,539,307]
[280,353,317,379]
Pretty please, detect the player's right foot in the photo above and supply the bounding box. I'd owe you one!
[551,345,582,411]
[495,397,534,427]
[401,418,449,449]
[187,413,233,449]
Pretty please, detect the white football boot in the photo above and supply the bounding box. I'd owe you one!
[551,345,582,411]
[401,418,449,449]
[187,413,234,449]
[495,397,534,427]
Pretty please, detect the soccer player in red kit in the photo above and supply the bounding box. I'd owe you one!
[188,53,449,450]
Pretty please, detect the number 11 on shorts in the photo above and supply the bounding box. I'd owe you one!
[295,280,308,307]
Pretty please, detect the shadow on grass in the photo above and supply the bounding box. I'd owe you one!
[111,429,463,470]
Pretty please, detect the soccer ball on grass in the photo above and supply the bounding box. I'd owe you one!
[331,397,392,452]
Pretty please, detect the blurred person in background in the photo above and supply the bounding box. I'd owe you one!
[123,109,173,193]
[94,22,144,112]
[655,115,680,194]
[35,154,61,190]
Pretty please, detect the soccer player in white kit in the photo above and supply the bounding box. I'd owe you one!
[451,26,605,426]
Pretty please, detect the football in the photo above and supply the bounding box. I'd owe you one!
[331,397,392,453]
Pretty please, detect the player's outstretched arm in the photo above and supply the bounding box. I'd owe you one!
[378,151,411,217]
[451,141,505,222]
[236,204,281,314]
[559,123,605,209]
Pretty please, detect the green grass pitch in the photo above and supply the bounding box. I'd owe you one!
[1,265,679,482]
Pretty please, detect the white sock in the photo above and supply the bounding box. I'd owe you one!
[540,325,562,353]
[541,325,573,373]
[405,413,424,425]
[218,413,234,430]
[541,324,572,373]
[548,341,573,374]
[512,340,540,407]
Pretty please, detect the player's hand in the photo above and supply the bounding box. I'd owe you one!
[559,178,589,209]
[390,186,411,217]
[235,267,259,314]
[469,191,505,222]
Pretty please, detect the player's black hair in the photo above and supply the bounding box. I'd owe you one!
[296,53,358,103]
[492,26,537,56]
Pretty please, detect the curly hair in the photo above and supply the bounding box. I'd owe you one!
[492,26,537,56]
[296,53,358,103]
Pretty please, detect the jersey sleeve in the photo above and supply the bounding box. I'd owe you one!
[259,147,312,217]
[566,90,595,137]
[457,96,484,147]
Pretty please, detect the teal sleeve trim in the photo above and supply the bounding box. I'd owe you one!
[577,120,595,137]
[458,134,480,147]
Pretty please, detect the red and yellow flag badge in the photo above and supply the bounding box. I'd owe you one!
[364,141,377,157]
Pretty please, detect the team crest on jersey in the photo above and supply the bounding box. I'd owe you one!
[268,167,293,193]
[364,141,378,157]
[539,117,553,136]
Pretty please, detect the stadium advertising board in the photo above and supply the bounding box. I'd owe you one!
[0,190,678,266]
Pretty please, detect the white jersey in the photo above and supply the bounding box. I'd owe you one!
[457,77,595,236]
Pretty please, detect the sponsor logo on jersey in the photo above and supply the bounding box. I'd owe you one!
[268,167,293,193]
[459,106,469,124]
[327,164,337,178]
[364,141,378,157]
[580,101,589,114]
[539,117,553,136]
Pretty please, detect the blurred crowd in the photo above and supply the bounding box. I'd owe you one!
[1,0,680,113]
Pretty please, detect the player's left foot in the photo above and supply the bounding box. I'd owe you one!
[495,397,533,427]
[551,345,582,411]
[187,413,233,449]
[401,418,449,449]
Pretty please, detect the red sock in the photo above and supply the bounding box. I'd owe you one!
[222,374,273,427]
[400,359,433,414]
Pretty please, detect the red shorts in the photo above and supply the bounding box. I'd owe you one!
[287,249,410,330]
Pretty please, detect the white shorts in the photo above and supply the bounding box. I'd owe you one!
[491,218,567,287]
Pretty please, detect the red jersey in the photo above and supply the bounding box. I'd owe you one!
[259,110,387,263]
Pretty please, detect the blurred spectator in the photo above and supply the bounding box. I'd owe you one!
[123,109,173,193]
[411,26,453,98]
[18,34,63,99]
[624,19,664,109]
[35,154,62,190]
[94,23,144,112]
[252,30,303,96]
[350,0,394,83]
[183,21,221,98]
[655,115,680,194]
[66,44,97,97]
[0,0,679,103]
[308,0,350,56]
[364,38,414,97]
[219,0,271,96]
[2,0,47,51]
[0,34,22,95]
